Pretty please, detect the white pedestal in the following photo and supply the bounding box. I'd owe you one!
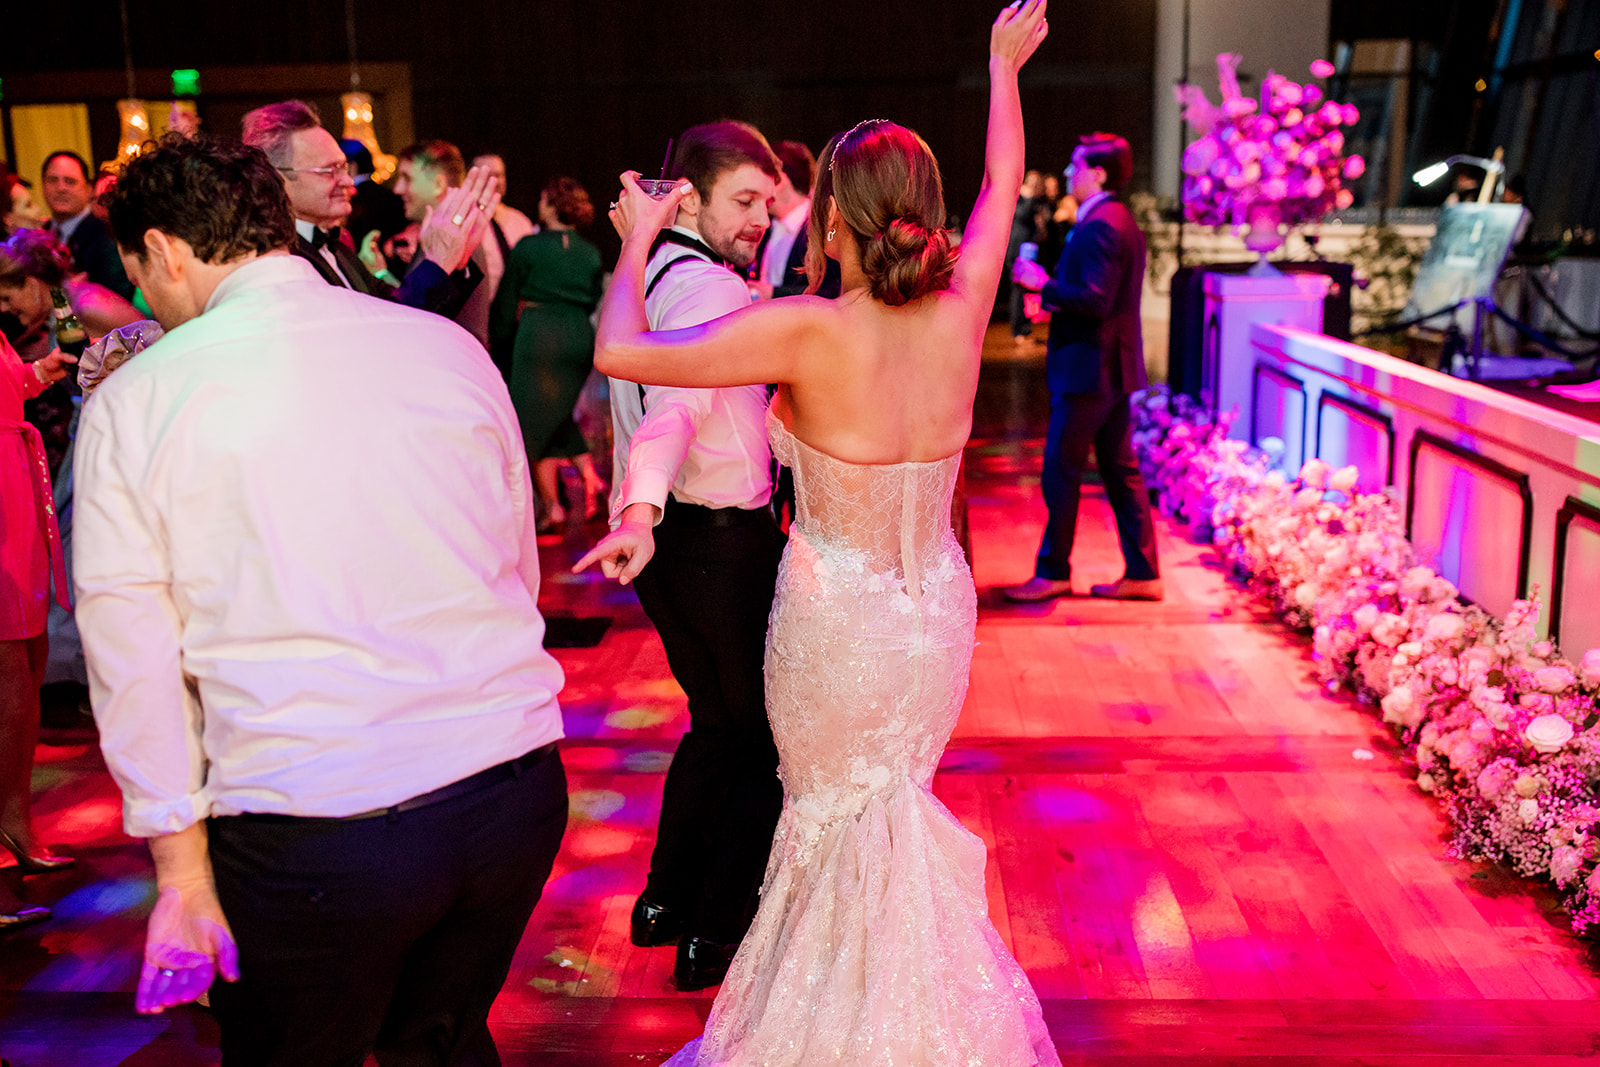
[1202,272,1331,473]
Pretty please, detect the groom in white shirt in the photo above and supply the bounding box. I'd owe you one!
[576,120,784,992]
[76,134,567,1065]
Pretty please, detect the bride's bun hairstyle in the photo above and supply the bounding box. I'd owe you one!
[805,120,958,306]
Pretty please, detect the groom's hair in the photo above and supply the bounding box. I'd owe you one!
[1079,133,1133,193]
[672,121,781,203]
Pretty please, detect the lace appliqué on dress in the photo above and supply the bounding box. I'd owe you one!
[663,415,1060,1067]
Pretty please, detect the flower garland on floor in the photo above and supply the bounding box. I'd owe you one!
[1131,385,1600,934]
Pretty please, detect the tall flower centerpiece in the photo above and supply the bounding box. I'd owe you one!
[1177,54,1365,272]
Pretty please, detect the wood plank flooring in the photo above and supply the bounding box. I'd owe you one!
[3,327,1598,1064]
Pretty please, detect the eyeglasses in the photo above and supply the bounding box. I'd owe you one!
[277,161,353,179]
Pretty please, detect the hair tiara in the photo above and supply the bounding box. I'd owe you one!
[828,119,892,171]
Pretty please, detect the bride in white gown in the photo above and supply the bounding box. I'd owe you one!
[587,3,1059,1062]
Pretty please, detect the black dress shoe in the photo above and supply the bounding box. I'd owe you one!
[630,894,684,947]
[673,936,739,991]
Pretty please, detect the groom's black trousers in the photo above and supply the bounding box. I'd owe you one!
[631,497,786,945]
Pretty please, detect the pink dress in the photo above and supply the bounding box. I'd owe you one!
[0,336,69,640]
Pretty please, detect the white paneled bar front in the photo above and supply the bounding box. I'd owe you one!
[1243,323,1600,646]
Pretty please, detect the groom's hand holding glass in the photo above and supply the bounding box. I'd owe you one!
[606,171,695,245]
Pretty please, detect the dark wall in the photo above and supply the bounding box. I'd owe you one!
[6,0,1156,261]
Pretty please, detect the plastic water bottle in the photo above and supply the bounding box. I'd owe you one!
[1018,241,1039,262]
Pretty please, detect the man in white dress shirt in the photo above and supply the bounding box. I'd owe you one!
[76,134,567,1065]
[575,120,783,991]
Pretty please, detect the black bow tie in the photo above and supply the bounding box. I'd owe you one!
[310,227,342,251]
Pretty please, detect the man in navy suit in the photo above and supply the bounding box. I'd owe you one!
[1004,133,1161,602]
[42,151,136,301]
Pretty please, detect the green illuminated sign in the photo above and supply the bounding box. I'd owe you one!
[171,69,201,97]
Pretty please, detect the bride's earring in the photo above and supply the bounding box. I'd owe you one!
[827,228,836,242]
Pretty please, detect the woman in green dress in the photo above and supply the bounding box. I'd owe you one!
[491,176,605,529]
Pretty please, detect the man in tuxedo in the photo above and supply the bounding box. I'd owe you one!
[1004,133,1161,602]
[749,140,840,301]
[242,102,489,319]
[41,151,135,301]
[575,120,784,992]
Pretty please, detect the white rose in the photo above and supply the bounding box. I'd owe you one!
[1416,772,1436,793]
[1380,684,1415,725]
[1424,612,1464,643]
[1329,465,1360,494]
[1518,797,1541,824]
[1353,603,1380,634]
[1299,458,1331,488]
[1513,773,1545,798]
[1587,866,1600,895]
[1525,713,1575,754]
[1294,582,1317,609]
[1535,665,1577,694]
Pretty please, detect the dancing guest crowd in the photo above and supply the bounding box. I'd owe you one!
[0,5,1165,1062]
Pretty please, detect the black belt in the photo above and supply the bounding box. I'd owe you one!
[232,741,559,824]
[663,497,770,528]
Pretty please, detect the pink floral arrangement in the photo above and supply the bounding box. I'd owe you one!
[1133,389,1600,934]
[1176,54,1365,229]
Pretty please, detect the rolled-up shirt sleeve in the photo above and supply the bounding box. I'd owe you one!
[73,394,208,837]
[612,386,714,523]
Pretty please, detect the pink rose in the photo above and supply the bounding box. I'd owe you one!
[1583,648,1600,687]
[1342,103,1360,125]
[1329,465,1360,493]
[1343,156,1366,180]
[1310,59,1336,79]
[1335,189,1355,210]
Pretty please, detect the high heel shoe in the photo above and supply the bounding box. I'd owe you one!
[0,828,75,873]
[0,903,50,928]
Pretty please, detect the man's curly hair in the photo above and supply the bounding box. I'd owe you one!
[106,134,295,263]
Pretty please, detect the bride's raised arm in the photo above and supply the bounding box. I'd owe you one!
[592,172,821,389]
[949,0,1048,311]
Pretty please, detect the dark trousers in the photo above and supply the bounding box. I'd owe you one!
[1035,389,1159,583]
[630,499,785,944]
[208,744,568,1067]
[1007,273,1032,337]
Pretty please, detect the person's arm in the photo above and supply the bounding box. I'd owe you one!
[1038,218,1120,319]
[947,0,1049,309]
[73,283,143,338]
[7,336,75,398]
[72,394,237,1013]
[592,187,819,388]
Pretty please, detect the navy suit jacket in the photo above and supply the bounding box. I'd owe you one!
[771,227,842,299]
[291,233,481,320]
[55,214,136,302]
[1040,196,1146,396]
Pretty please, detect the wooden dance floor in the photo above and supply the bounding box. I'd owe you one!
[5,328,1600,1064]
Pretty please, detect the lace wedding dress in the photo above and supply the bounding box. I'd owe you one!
[664,413,1059,1066]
